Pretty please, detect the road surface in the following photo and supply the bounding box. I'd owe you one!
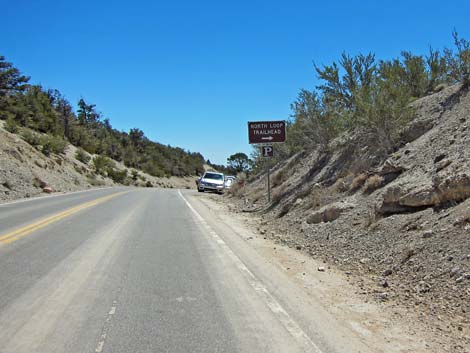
[0,188,384,353]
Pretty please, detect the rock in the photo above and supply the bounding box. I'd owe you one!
[42,186,53,193]
[34,160,46,168]
[359,258,369,264]
[306,201,355,224]
[450,266,461,277]
[296,245,302,250]
[422,230,434,238]
[435,159,452,172]
[259,229,266,235]
[434,153,447,164]
[383,269,393,276]
[380,278,389,288]
[33,177,48,189]
[416,281,431,293]
[456,276,464,283]
[377,292,389,301]
[317,266,325,272]
[379,174,470,214]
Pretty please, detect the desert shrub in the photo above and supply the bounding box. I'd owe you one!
[350,173,368,192]
[145,181,153,187]
[107,168,128,184]
[75,148,91,164]
[4,117,19,133]
[251,189,265,203]
[444,31,470,85]
[131,169,139,181]
[87,175,106,186]
[20,129,41,146]
[271,184,287,204]
[331,176,349,193]
[363,174,385,193]
[40,135,67,156]
[309,187,324,209]
[92,155,115,175]
[227,180,245,196]
[271,168,288,188]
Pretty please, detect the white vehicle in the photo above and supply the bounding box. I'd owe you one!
[197,171,225,193]
[224,176,236,189]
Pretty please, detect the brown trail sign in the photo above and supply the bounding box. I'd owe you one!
[248,121,286,144]
[247,120,286,204]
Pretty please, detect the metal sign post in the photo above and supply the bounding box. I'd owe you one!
[248,121,285,204]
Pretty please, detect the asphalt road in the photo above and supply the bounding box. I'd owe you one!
[0,188,374,353]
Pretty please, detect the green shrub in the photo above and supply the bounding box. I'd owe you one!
[5,117,19,133]
[75,148,91,164]
[92,155,115,175]
[131,169,139,181]
[40,135,67,156]
[87,175,106,186]
[21,129,41,146]
[107,168,128,184]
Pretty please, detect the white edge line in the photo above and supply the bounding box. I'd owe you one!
[178,190,323,353]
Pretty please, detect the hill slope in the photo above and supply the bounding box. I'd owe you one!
[228,84,470,351]
[0,120,196,203]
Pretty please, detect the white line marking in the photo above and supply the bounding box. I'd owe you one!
[95,300,118,353]
[178,190,323,353]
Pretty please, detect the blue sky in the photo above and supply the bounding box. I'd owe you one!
[3,0,470,164]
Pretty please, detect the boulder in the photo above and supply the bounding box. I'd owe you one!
[306,201,355,224]
[42,186,53,193]
[378,174,470,214]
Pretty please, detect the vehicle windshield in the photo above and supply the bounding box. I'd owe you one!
[204,173,224,180]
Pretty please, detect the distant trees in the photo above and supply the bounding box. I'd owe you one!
[227,153,250,174]
[0,56,205,178]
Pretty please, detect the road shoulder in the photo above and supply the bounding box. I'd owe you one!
[187,191,445,353]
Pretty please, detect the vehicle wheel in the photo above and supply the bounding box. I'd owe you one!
[198,188,204,192]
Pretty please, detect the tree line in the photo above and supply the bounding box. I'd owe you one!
[0,57,205,177]
[251,31,470,172]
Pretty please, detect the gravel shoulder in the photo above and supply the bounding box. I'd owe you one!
[192,191,452,353]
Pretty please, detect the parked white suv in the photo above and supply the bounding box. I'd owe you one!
[197,171,225,193]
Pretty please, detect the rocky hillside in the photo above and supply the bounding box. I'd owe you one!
[227,84,470,351]
[0,121,195,203]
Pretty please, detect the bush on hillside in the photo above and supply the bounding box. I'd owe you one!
[4,117,19,133]
[75,148,91,164]
[107,167,128,184]
[92,155,114,175]
[40,135,67,156]
[20,129,41,146]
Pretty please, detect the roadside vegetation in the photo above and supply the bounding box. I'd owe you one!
[250,31,470,172]
[0,58,205,178]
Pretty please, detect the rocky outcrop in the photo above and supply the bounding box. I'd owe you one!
[378,174,470,214]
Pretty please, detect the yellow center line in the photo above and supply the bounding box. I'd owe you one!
[0,191,128,246]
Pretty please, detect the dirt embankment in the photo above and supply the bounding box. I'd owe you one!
[0,121,196,203]
[226,84,470,352]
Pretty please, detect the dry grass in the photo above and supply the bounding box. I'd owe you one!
[349,173,368,192]
[271,184,287,204]
[227,181,245,196]
[363,174,385,193]
[309,188,324,210]
[271,168,288,188]
[331,176,350,193]
[251,189,265,203]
